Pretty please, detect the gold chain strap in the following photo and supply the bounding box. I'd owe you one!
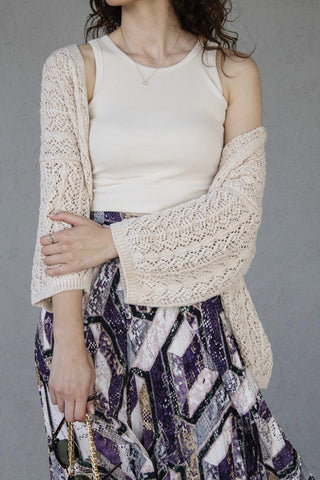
[68,420,75,476]
[67,413,100,480]
[86,413,100,480]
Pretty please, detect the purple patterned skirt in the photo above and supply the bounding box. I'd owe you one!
[34,210,315,480]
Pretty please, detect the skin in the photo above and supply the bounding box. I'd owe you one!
[40,0,262,423]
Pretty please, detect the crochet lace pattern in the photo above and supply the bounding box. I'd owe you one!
[110,127,266,306]
[109,127,273,390]
[31,45,273,389]
[31,48,94,311]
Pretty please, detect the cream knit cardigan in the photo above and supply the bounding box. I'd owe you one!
[31,44,273,389]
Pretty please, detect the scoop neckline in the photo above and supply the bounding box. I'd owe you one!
[101,34,201,71]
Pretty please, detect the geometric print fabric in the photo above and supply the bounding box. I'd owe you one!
[34,210,315,480]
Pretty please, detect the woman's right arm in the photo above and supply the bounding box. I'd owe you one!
[31,49,97,422]
[49,289,95,423]
[31,48,94,312]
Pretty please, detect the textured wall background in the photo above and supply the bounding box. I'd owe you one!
[0,0,319,478]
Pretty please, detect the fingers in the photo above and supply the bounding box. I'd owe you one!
[57,397,65,415]
[40,231,61,246]
[41,243,61,256]
[86,357,96,416]
[49,385,57,405]
[49,383,89,422]
[53,394,91,423]
[86,400,95,415]
[43,254,67,267]
[64,399,75,423]
[75,394,93,422]
[56,394,90,423]
[49,211,87,227]
[39,226,70,246]
[86,393,95,415]
[48,348,96,423]
[44,240,83,275]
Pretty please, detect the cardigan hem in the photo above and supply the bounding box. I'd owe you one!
[109,221,139,304]
[31,270,94,313]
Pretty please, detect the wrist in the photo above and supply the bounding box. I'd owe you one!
[53,341,88,362]
[53,317,86,345]
[53,329,86,350]
[101,225,118,260]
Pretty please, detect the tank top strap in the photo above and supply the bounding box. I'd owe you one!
[87,38,104,100]
[202,41,224,96]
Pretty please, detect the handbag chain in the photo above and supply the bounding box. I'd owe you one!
[67,413,100,480]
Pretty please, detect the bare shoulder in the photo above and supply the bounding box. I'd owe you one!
[77,43,96,103]
[216,47,263,143]
[216,47,261,104]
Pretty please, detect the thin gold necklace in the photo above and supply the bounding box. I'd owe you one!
[119,26,183,85]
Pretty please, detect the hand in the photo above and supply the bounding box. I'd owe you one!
[39,211,118,276]
[49,342,96,423]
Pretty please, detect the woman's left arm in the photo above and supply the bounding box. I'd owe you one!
[40,51,264,301]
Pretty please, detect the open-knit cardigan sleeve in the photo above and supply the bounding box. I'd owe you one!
[30,50,93,312]
[109,126,267,307]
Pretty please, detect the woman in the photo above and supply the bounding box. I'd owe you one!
[32,0,315,479]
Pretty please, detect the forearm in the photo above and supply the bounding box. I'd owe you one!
[50,289,96,423]
[52,290,86,348]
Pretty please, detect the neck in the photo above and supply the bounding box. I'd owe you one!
[112,0,196,61]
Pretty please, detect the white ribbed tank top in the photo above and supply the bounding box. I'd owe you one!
[88,35,227,213]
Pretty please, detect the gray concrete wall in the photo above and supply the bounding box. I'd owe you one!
[0,0,319,477]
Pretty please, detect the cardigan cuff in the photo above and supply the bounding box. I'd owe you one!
[31,269,94,313]
[109,221,140,305]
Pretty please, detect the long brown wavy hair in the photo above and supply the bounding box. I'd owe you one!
[84,0,254,76]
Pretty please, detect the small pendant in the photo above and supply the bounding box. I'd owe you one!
[142,80,149,85]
